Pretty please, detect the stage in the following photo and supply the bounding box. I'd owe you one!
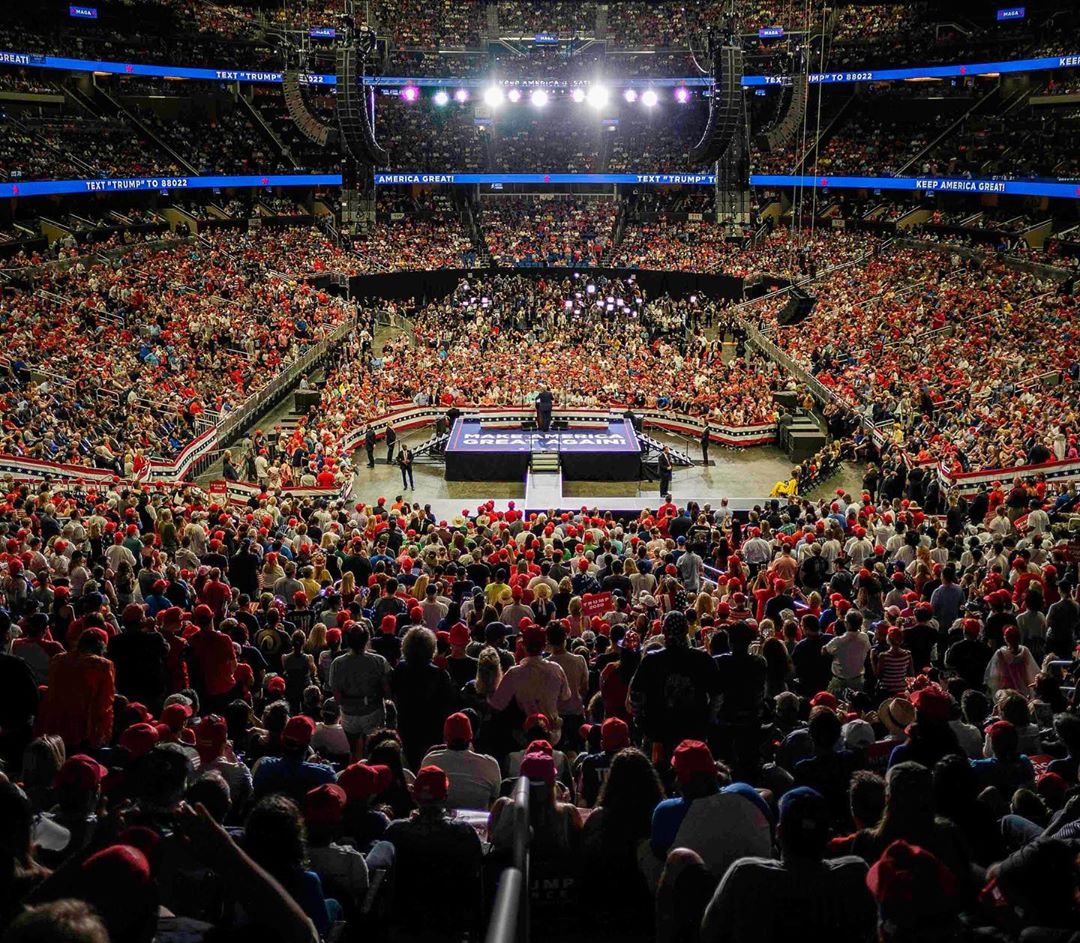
[444,418,642,481]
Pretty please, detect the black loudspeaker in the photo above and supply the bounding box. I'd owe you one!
[689,45,744,168]
[336,45,389,166]
[777,289,817,326]
[284,71,337,147]
[754,73,806,154]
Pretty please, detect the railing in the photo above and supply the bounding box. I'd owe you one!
[486,776,530,943]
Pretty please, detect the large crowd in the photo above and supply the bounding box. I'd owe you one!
[0,229,366,469]
[480,198,616,267]
[1,459,1079,941]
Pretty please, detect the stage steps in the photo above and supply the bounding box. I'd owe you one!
[530,451,561,473]
[638,433,694,467]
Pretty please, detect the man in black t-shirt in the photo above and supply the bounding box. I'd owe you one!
[629,611,719,756]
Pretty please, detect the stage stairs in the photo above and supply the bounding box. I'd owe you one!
[637,433,694,467]
[530,451,561,473]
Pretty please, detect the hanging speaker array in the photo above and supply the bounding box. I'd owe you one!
[688,45,744,168]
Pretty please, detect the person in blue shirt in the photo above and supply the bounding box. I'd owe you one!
[252,715,336,803]
[970,720,1035,795]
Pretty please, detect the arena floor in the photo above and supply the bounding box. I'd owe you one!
[344,425,864,507]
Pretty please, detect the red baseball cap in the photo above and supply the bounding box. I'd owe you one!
[55,754,108,791]
[672,740,716,784]
[601,717,630,753]
[303,784,347,826]
[443,712,473,744]
[282,715,316,748]
[413,766,449,803]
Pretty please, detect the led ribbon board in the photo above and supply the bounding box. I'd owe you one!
[2,48,1080,87]
[750,174,1080,200]
[0,173,343,199]
[373,173,717,185]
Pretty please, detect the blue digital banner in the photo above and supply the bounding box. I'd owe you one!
[533,34,560,44]
[309,27,337,38]
[759,27,784,38]
[0,173,342,200]
[997,7,1025,21]
[0,50,332,85]
[69,5,98,18]
[749,173,1080,200]
[365,75,713,88]
[373,173,716,185]
[3,46,1080,89]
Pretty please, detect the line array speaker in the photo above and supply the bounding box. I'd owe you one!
[284,71,337,147]
[689,45,744,168]
[336,45,388,166]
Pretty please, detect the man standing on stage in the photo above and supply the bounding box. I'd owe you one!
[536,385,554,432]
[385,426,397,465]
[659,446,674,495]
[701,427,710,465]
[364,425,377,468]
[398,445,415,490]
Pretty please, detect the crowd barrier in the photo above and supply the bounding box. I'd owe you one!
[337,404,777,452]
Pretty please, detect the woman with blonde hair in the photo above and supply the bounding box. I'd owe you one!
[411,573,429,603]
[338,570,358,604]
[566,596,587,636]
[531,581,555,625]
[304,622,328,655]
[694,592,715,620]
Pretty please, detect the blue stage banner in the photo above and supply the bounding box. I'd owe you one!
[69,5,98,18]
[758,27,784,38]
[749,173,1080,200]
[0,173,343,199]
[997,7,1025,21]
[373,172,716,185]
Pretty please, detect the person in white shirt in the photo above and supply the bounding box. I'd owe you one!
[988,507,1013,538]
[420,712,502,810]
[824,610,872,693]
[311,698,351,762]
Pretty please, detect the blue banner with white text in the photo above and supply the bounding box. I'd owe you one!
[373,173,717,185]
[0,173,343,199]
[749,174,1080,200]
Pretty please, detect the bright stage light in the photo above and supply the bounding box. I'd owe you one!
[433,90,449,106]
[401,85,419,103]
[483,86,505,107]
[641,89,659,107]
[624,88,638,103]
[570,88,586,103]
[675,86,691,103]
[530,88,549,107]
[454,88,469,103]
[586,85,609,108]
[507,87,521,102]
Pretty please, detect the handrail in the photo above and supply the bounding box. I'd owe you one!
[486,870,523,943]
[484,775,530,943]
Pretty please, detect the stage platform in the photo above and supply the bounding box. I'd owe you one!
[444,418,642,481]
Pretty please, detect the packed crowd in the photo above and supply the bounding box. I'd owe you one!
[302,274,783,463]
[750,239,1080,472]
[480,197,616,267]
[2,463,1080,942]
[0,228,366,469]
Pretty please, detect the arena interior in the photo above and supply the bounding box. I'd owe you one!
[2,1,1080,942]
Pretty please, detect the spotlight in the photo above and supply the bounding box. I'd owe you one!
[586,85,609,109]
[402,85,419,103]
[674,86,690,103]
[433,90,449,106]
[624,88,638,103]
[570,88,586,103]
[507,87,521,102]
[530,88,549,107]
[454,88,469,103]
[641,88,658,107]
[483,85,505,107]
